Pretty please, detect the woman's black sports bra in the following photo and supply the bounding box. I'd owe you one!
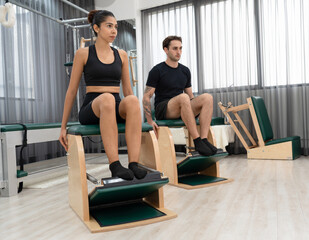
[83,45,122,87]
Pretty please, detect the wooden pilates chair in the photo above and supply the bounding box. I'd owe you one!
[218,96,301,160]
[66,123,176,233]
[154,118,232,189]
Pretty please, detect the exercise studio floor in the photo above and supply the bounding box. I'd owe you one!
[1,154,309,240]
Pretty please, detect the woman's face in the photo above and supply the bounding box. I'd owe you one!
[95,16,118,43]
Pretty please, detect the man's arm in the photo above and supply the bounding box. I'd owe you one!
[143,86,156,123]
[184,87,194,100]
[143,86,159,136]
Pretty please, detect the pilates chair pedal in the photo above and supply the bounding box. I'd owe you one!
[100,172,163,188]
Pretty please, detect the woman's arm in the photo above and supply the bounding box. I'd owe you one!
[119,49,133,97]
[59,48,87,150]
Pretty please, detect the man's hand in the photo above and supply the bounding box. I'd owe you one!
[59,128,68,152]
[148,120,159,138]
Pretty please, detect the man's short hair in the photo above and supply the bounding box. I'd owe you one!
[162,36,182,49]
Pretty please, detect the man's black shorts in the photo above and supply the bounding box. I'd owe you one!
[155,99,170,120]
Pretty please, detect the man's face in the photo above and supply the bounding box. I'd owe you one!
[164,40,182,62]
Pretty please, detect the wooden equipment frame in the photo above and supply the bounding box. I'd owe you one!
[156,126,232,189]
[218,97,299,160]
[67,130,176,233]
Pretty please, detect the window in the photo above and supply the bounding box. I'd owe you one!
[144,3,198,91]
[259,0,309,86]
[0,6,35,99]
[199,0,258,89]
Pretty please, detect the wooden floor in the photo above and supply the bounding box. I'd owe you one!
[1,154,309,240]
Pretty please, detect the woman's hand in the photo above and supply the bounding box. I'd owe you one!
[59,128,68,151]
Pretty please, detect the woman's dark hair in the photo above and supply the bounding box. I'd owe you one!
[88,10,115,36]
[162,36,182,49]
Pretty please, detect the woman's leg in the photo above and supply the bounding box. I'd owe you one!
[92,93,134,180]
[119,95,147,179]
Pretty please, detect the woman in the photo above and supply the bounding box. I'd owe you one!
[59,10,146,180]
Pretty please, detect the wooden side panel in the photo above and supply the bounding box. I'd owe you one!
[139,130,165,208]
[157,127,178,185]
[139,131,162,171]
[247,141,293,160]
[67,134,89,221]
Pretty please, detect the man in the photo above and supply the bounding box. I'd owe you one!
[143,36,217,156]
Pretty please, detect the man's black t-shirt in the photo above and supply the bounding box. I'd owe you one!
[146,62,191,107]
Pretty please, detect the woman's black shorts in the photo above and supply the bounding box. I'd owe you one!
[79,93,125,125]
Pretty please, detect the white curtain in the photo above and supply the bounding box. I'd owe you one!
[142,2,198,91]
[142,0,309,155]
[0,0,95,162]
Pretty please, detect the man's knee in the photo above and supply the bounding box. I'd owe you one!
[200,93,213,105]
[177,93,191,105]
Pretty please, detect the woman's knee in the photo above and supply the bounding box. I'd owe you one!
[120,95,141,117]
[95,93,115,111]
[124,95,140,108]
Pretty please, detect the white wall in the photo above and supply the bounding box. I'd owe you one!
[95,0,181,20]
[95,0,136,21]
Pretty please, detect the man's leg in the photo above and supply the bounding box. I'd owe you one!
[166,93,213,156]
[190,93,213,138]
[166,93,199,139]
[191,93,217,153]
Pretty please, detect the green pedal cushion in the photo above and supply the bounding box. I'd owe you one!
[90,200,166,227]
[178,175,228,186]
[89,178,169,207]
[177,152,228,175]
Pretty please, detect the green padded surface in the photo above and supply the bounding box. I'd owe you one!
[89,178,168,207]
[266,136,300,145]
[177,152,228,175]
[155,117,224,127]
[17,170,28,178]
[266,136,301,160]
[0,122,80,132]
[178,174,227,186]
[90,201,165,227]
[64,62,73,66]
[67,122,153,136]
[251,96,273,141]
